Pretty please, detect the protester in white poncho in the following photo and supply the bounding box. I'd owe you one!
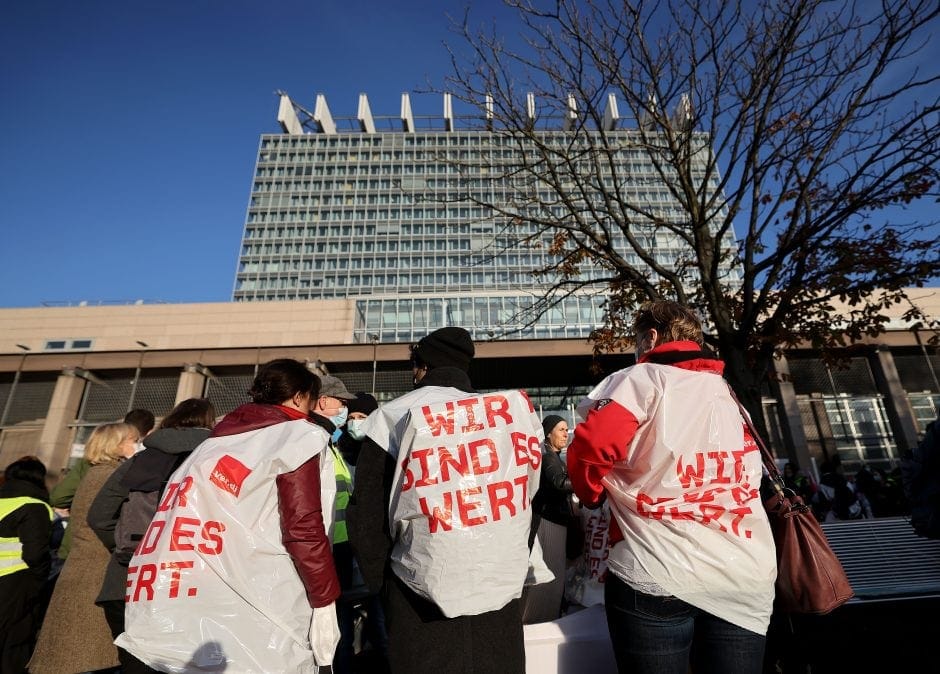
[116,359,341,673]
[567,302,776,674]
[348,327,545,674]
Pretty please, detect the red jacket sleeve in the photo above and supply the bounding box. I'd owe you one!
[276,455,341,608]
[567,401,640,508]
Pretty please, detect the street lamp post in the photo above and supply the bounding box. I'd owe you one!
[1,344,31,427]
[127,341,149,413]
[370,334,379,396]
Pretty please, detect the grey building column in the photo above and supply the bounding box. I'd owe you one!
[176,363,210,405]
[869,348,919,454]
[768,355,814,475]
[37,367,88,474]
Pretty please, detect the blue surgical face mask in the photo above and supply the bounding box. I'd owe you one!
[347,418,366,441]
[329,406,348,431]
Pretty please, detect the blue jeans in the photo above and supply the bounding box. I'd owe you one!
[604,573,765,674]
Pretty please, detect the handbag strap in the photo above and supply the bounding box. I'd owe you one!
[725,384,788,497]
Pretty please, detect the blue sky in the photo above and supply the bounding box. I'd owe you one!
[0,0,512,307]
[1,2,937,309]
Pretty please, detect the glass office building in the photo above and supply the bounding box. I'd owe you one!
[233,92,739,343]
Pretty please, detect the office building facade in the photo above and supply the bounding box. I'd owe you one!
[233,92,738,343]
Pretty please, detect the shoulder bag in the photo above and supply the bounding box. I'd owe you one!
[731,389,854,614]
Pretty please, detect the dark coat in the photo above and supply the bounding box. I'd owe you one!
[88,427,211,604]
[0,479,52,674]
[348,366,527,674]
[533,446,574,527]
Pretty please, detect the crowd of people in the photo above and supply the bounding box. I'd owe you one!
[0,301,932,674]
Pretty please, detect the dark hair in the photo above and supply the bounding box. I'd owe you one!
[159,398,216,430]
[4,456,47,489]
[124,408,156,437]
[248,359,320,405]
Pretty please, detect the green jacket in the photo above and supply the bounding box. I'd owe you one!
[49,458,90,560]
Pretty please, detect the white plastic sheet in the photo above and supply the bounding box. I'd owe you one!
[116,419,334,673]
[388,389,546,617]
[565,501,610,608]
[577,364,776,634]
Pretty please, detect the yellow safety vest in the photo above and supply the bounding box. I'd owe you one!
[331,444,352,544]
[0,496,54,577]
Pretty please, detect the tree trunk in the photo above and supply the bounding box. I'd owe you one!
[718,340,771,443]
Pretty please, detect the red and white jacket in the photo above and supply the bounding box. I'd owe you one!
[567,341,776,635]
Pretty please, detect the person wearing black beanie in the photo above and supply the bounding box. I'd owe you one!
[333,389,389,674]
[541,415,565,441]
[348,325,535,674]
[409,327,475,384]
[346,392,378,418]
[524,414,576,623]
[337,392,379,468]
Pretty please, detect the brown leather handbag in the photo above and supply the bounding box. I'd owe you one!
[733,392,854,614]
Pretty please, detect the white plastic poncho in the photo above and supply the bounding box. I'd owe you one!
[116,419,335,673]
[578,364,777,635]
[364,387,545,618]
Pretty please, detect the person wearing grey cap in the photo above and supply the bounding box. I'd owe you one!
[312,375,356,435]
[308,374,360,673]
[348,326,531,674]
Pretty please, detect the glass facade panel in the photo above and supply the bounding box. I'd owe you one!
[823,395,896,471]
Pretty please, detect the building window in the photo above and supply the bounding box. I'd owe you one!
[43,338,94,351]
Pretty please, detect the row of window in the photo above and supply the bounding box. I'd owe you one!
[259,149,538,163]
[259,130,660,150]
[245,199,689,224]
[256,146,680,164]
[238,250,566,273]
[241,235,685,264]
[243,222,504,237]
[353,294,604,332]
[246,207,494,223]
[251,164,694,186]
[240,239,490,255]
[44,338,93,351]
[235,270,544,292]
[249,172,687,193]
[249,186,685,207]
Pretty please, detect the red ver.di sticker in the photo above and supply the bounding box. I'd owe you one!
[209,455,252,497]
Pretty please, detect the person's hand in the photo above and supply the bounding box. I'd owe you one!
[309,602,340,666]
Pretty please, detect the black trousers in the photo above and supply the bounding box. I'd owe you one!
[100,599,159,674]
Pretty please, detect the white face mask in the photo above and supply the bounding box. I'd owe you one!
[347,418,366,441]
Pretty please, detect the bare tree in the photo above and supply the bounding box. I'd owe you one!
[442,0,940,429]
